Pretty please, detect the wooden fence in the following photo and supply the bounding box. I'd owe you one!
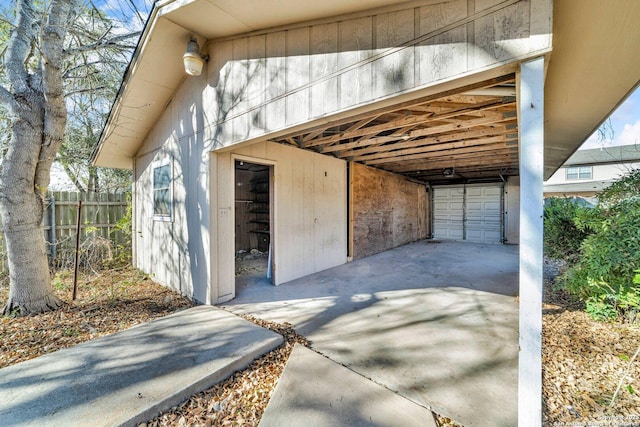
[0,191,129,272]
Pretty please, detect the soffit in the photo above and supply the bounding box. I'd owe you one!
[159,0,412,40]
[543,0,640,179]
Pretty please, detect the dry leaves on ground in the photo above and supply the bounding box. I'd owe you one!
[0,268,195,369]
[542,263,640,425]
[144,316,310,427]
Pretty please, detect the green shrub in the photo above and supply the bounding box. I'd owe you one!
[543,197,592,262]
[559,194,640,322]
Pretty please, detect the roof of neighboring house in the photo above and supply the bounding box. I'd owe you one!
[563,145,640,167]
[544,180,612,194]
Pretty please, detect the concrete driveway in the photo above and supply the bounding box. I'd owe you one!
[223,240,519,427]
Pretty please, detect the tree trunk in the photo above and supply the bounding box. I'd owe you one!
[0,104,62,316]
[2,226,61,316]
[0,0,75,315]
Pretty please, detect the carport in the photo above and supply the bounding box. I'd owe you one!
[224,240,519,426]
[93,0,640,425]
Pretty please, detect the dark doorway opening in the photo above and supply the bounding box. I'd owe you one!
[234,160,272,292]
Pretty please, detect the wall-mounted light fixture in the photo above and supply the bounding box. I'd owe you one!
[183,38,209,76]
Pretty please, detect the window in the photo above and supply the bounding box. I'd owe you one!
[566,166,592,180]
[153,160,172,219]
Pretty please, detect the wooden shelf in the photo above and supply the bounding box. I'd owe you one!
[250,230,270,235]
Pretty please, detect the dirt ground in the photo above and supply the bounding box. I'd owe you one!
[1,262,638,426]
[542,259,640,425]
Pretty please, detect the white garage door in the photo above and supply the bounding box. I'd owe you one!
[432,184,503,244]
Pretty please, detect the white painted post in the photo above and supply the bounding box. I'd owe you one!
[518,56,544,427]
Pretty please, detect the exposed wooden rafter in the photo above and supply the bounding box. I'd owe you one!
[270,75,519,182]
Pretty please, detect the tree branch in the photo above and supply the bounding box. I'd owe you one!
[64,31,141,57]
[64,86,107,97]
[5,0,37,94]
[0,85,17,111]
[36,0,77,191]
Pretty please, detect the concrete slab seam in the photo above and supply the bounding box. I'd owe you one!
[123,335,284,427]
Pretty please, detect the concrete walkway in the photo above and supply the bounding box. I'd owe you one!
[260,344,437,427]
[0,306,282,427]
[225,240,520,427]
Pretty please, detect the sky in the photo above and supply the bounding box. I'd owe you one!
[579,87,640,150]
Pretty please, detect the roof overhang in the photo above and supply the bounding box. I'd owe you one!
[94,0,640,180]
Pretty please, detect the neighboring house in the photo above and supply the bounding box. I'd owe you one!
[92,0,640,422]
[544,145,640,203]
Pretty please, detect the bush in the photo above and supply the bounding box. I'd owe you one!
[558,172,640,322]
[543,197,592,262]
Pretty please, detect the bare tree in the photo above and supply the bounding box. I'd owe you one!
[0,0,139,315]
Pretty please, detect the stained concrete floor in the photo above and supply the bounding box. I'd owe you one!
[224,240,519,427]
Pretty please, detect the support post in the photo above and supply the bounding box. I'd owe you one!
[518,56,545,426]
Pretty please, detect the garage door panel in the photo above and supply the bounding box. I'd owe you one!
[432,186,464,240]
[466,184,502,244]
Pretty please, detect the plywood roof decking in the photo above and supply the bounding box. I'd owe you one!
[269,76,519,183]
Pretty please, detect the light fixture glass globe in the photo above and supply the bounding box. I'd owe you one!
[183,52,204,76]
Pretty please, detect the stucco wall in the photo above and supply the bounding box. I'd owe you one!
[351,163,427,259]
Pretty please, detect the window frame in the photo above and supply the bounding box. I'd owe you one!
[565,166,592,180]
[152,158,173,222]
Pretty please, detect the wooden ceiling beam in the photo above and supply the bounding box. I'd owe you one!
[273,74,515,141]
[303,100,513,148]
[385,155,518,172]
[371,148,517,168]
[359,140,516,165]
[336,121,517,158]
[347,131,516,162]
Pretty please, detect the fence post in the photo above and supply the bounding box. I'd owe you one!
[72,200,82,301]
[49,194,56,260]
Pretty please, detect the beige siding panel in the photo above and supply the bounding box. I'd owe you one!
[505,175,520,244]
[352,163,427,259]
[338,17,373,109]
[265,32,287,131]
[474,0,531,67]
[373,9,415,98]
[416,0,468,85]
[285,27,310,126]
[310,22,339,118]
